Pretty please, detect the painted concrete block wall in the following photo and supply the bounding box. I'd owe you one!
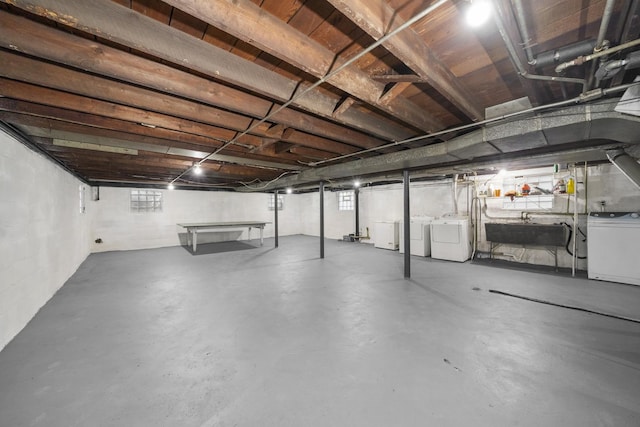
[0,131,92,351]
[331,165,639,269]
[358,181,469,244]
[587,163,640,212]
[298,190,356,239]
[91,188,302,252]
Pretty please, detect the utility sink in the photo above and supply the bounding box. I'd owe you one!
[485,223,567,246]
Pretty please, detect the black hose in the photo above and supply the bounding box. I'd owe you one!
[562,222,587,259]
[489,290,640,324]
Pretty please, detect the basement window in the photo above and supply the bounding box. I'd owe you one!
[268,194,284,211]
[338,190,354,211]
[130,190,163,213]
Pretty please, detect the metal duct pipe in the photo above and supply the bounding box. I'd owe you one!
[606,149,640,190]
[596,59,628,80]
[492,8,587,91]
[513,0,535,63]
[453,174,459,215]
[596,0,617,51]
[625,50,640,69]
[555,38,640,73]
[302,81,638,169]
[588,0,618,90]
[593,48,640,80]
[534,40,596,68]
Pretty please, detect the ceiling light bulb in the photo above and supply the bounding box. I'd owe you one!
[194,164,202,175]
[286,188,292,194]
[168,183,175,190]
[466,0,492,28]
[354,180,361,188]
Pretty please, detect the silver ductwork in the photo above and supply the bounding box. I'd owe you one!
[606,149,640,189]
[241,92,640,191]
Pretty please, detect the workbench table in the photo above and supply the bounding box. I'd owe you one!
[177,221,268,252]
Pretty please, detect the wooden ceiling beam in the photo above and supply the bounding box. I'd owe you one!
[0,6,412,143]
[2,59,363,159]
[0,52,258,133]
[289,146,337,161]
[327,0,484,121]
[379,82,413,105]
[332,97,357,118]
[161,0,443,132]
[280,129,360,155]
[371,75,426,83]
[37,141,284,179]
[2,0,294,100]
[0,98,227,150]
[274,142,295,155]
[1,112,222,155]
[0,78,240,142]
[0,109,302,169]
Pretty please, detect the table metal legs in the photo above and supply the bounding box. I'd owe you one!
[186,226,265,252]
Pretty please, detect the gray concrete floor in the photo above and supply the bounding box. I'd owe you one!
[1,235,639,426]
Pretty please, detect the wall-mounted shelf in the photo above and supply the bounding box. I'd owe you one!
[502,194,554,210]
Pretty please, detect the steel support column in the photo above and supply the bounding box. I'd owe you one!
[319,181,325,259]
[403,170,411,278]
[274,190,279,248]
[355,187,360,236]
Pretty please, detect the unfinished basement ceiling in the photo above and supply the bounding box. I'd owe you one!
[0,0,639,190]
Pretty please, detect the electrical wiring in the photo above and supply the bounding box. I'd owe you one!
[489,289,640,324]
[562,222,588,259]
[239,171,299,190]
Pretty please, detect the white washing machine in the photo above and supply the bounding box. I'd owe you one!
[587,212,640,286]
[399,217,433,257]
[374,221,399,250]
[430,217,471,262]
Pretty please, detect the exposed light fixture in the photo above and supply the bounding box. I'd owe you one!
[168,183,175,190]
[498,168,507,176]
[466,0,492,28]
[286,188,292,194]
[193,163,202,175]
[354,180,361,188]
[139,122,157,128]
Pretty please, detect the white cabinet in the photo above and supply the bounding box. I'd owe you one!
[374,221,399,250]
